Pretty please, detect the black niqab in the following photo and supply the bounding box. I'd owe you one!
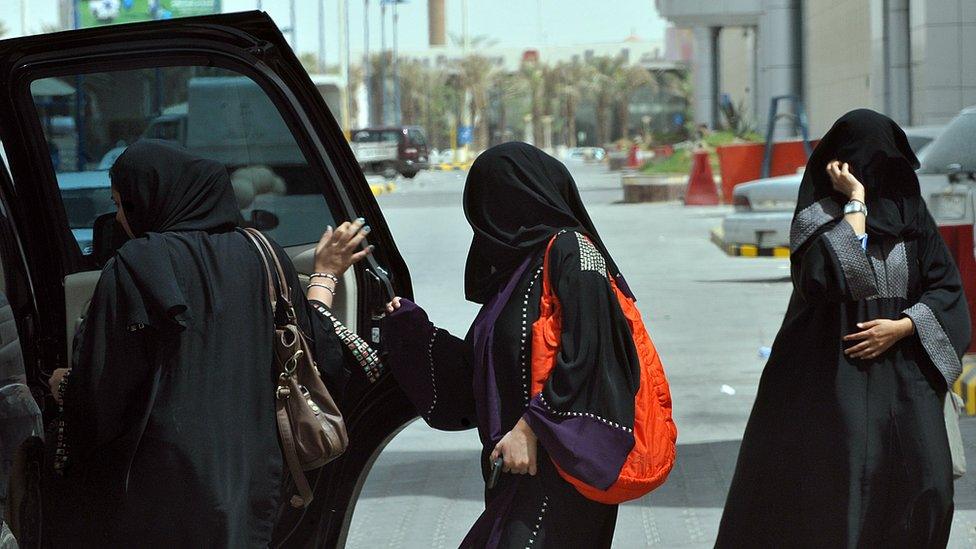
[108,140,242,332]
[795,109,922,238]
[463,142,622,303]
[110,139,240,236]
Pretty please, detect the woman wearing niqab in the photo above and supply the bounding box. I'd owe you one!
[717,109,971,548]
[382,142,651,547]
[43,140,367,547]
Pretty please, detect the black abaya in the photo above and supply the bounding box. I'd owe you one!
[717,111,971,548]
[46,140,347,547]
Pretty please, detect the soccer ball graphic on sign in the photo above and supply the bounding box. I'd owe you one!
[90,0,122,23]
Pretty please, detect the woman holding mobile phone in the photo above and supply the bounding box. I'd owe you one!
[381,142,651,548]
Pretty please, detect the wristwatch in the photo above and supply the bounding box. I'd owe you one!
[843,199,867,217]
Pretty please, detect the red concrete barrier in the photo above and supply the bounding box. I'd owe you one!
[939,224,976,353]
[685,150,719,206]
[716,140,818,201]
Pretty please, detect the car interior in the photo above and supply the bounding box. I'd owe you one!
[32,66,359,361]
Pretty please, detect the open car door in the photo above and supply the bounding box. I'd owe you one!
[0,11,416,546]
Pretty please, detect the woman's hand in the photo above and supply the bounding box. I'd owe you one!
[313,218,374,278]
[843,318,915,359]
[490,418,538,475]
[384,297,402,314]
[49,368,70,404]
[826,160,866,202]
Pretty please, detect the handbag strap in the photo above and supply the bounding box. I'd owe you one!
[241,229,278,311]
[540,234,561,299]
[276,398,314,506]
[241,228,297,319]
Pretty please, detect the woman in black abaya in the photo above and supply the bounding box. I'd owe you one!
[382,142,651,548]
[43,140,372,547]
[717,109,971,548]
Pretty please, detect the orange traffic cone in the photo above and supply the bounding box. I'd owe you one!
[684,149,719,205]
[627,144,642,169]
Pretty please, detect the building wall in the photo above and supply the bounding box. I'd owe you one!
[909,0,976,125]
[803,0,874,135]
[718,26,757,125]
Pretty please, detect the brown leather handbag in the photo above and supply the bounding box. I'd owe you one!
[241,228,348,508]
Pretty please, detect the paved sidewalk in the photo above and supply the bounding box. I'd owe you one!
[348,165,976,547]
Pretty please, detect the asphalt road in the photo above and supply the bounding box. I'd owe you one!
[347,163,976,548]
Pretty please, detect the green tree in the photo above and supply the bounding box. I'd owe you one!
[518,60,546,145]
[587,55,625,146]
[613,64,653,141]
[457,55,495,151]
[554,61,593,148]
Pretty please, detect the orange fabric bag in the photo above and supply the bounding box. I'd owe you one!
[531,234,677,504]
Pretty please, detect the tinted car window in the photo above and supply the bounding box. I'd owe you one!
[408,129,427,147]
[918,112,976,174]
[31,67,335,255]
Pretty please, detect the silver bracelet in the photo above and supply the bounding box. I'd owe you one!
[307,283,336,296]
[310,272,340,285]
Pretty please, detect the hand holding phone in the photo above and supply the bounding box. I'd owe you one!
[487,456,504,489]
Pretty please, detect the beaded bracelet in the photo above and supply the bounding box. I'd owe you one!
[310,272,340,285]
[307,283,336,296]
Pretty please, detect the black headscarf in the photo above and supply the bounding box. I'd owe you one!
[110,139,240,237]
[795,109,923,238]
[463,142,622,303]
[108,140,242,332]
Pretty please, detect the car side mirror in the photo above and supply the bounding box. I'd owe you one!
[249,209,280,231]
[92,212,130,267]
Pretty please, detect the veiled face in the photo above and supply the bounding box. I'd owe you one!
[111,187,135,238]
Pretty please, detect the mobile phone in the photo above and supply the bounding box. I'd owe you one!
[487,456,504,489]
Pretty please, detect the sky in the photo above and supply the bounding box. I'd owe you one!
[0,1,668,67]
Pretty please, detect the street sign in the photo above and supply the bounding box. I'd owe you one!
[78,0,221,28]
[457,125,473,146]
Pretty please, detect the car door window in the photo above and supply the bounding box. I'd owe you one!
[31,66,335,255]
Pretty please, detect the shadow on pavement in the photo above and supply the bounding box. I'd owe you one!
[360,418,976,511]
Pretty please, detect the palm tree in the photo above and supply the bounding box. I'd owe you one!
[368,52,393,125]
[518,61,546,145]
[587,55,625,146]
[555,61,593,148]
[613,64,654,141]
[347,64,364,128]
[397,59,426,124]
[457,55,495,151]
[490,70,521,145]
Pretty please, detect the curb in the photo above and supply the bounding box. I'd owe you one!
[370,182,397,196]
[955,354,976,415]
[431,161,472,171]
[710,227,790,258]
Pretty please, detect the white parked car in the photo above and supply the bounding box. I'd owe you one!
[721,124,947,248]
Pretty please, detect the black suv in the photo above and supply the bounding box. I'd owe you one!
[0,12,416,546]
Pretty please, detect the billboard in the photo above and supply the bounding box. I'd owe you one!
[78,0,221,28]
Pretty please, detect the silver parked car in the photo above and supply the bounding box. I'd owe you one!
[721,124,948,248]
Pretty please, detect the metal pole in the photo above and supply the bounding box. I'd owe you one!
[73,0,87,171]
[393,0,400,125]
[20,0,27,36]
[339,0,351,132]
[380,1,387,125]
[461,0,469,53]
[257,0,262,9]
[318,0,326,72]
[364,0,371,125]
[289,0,297,50]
